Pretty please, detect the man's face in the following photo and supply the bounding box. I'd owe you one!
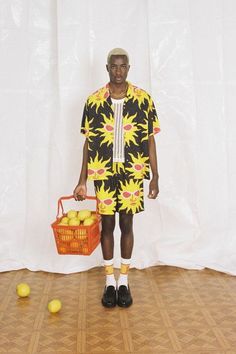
[106,55,130,85]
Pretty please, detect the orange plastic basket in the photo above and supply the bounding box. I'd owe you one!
[51,195,101,255]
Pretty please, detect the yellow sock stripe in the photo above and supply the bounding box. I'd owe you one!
[120,263,130,274]
[105,265,114,275]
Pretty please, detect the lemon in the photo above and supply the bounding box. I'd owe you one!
[60,216,69,224]
[67,210,78,219]
[16,283,31,297]
[68,217,80,226]
[91,214,98,221]
[78,209,91,221]
[47,299,62,313]
[83,217,94,226]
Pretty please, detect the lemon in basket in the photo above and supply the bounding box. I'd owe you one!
[68,217,80,226]
[58,223,68,226]
[48,299,62,313]
[78,209,91,221]
[16,283,31,298]
[83,217,95,226]
[91,213,98,221]
[59,216,69,224]
[67,210,78,219]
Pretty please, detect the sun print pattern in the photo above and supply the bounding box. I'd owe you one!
[126,153,149,179]
[95,182,116,214]
[118,179,143,214]
[97,113,114,147]
[81,82,160,181]
[88,152,113,180]
[87,87,109,113]
[123,113,139,146]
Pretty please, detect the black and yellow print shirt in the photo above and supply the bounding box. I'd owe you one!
[80,82,160,181]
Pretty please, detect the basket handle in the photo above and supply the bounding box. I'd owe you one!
[56,195,98,219]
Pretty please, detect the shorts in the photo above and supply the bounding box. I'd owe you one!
[94,163,144,215]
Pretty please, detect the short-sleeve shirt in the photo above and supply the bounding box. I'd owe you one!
[81,81,160,181]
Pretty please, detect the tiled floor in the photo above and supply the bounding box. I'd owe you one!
[0,266,236,353]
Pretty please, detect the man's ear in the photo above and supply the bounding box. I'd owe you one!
[106,64,109,72]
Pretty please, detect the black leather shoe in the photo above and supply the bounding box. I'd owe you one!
[101,286,116,308]
[117,285,133,307]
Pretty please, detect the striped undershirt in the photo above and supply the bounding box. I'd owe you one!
[111,98,125,162]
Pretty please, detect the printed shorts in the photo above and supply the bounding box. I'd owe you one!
[94,163,144,215]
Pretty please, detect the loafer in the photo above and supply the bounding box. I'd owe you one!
[117,285,133,307]
[101,285,116,308]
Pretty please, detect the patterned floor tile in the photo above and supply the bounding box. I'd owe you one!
[174,328,226,351]
[85,330,125,352]
[0,267,236,353]
[130,327,175,351]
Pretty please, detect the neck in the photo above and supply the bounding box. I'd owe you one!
[109,82,128,99]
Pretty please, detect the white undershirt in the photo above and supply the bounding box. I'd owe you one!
[111,98,125,162]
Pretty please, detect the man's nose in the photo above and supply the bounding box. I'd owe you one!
[116,66,121,73]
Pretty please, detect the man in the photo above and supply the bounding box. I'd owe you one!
[73,48,160,308]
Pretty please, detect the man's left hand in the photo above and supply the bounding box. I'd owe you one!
[148,177,159,199]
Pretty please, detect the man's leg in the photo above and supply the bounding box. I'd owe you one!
[116,213,133,307]
[116,175,144,307]
[94,177,118,307]
[101,214,116,288]
[118,213,133,288]
[100,214,117,308]
[101,214,115,260]
[119,213,134,259]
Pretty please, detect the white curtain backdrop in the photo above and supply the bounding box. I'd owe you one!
[1,0,236,274]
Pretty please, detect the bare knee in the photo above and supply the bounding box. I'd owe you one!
[101,215,115,236]
[119,213,133,235]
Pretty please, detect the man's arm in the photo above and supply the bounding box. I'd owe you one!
[148,135,159,199]
[73,139,88,201]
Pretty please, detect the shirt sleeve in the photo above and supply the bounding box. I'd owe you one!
[148,97,160,136]
[80,101,90,138]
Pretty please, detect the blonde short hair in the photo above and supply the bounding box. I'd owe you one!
[107,48,129,64]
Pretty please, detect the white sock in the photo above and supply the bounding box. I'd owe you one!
[104,258,116,288]
[118,257,131,289]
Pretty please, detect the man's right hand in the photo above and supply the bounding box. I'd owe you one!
[73,184,87,201]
